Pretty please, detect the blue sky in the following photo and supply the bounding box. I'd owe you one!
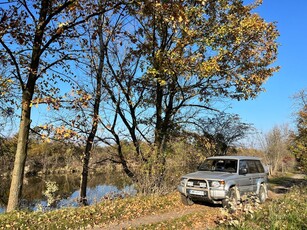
[230,0,307,133]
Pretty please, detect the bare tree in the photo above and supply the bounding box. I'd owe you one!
[264,125,292,175]
[187,113,252,155]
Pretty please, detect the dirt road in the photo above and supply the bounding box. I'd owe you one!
[94,203,219,230]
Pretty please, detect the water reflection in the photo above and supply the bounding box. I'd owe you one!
[0,171,135,213]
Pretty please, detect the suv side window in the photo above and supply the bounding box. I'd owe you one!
[255,160,265,173]
[246,160,258,173]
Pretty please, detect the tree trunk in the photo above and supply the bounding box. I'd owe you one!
[6,91,32,212]
[79,140,93,205]
[79,61,102,205]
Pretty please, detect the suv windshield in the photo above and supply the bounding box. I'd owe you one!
[198,159,238,173]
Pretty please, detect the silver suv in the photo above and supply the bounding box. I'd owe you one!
[178,156,268,206]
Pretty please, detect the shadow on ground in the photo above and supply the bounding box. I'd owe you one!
[193,200,221,208]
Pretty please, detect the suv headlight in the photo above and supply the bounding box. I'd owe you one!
[210,180,225,188]
[180,178,187,186]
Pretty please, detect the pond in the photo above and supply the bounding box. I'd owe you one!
[0,171,135,213]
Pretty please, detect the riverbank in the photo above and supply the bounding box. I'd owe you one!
[0,170,134,213]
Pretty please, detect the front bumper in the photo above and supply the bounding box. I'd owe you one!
[178,185,227,201]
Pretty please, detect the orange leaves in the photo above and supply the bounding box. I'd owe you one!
[38,124,79,142]
[31,96,61,110]
[0,77,13,97]
[71,89,92,108]
[54,126,77,138]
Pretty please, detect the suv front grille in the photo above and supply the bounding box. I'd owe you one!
[187,179,208,188]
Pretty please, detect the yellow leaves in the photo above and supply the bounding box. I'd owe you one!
[56,22,69,35]
[200,57,220,77]
[139,0,278,102]
[29,101,37,108]
[200,0,208,6]
[57,22,68,28]
[40,133,51,143]
[157,78,167,86]
[217,25,229,36]
[147,66,169,86]
[147,67,159,77]
[178,15,184,23]
[149,1,188,28]
[236,14,270,44]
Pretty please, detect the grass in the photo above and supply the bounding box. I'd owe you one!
[0,193,185,230]
[218,183,307,230]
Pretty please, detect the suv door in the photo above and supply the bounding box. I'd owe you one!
[237,160,254,193]
[246,160,259,192]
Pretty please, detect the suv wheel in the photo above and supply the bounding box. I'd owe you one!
[181,194,194,206]
[258,184,267,203]
[222,187,239,211]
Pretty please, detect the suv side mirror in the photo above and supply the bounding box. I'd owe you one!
[239,168,248,175]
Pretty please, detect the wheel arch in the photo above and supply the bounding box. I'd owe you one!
[226,184,241,201]
[225,180,236,191]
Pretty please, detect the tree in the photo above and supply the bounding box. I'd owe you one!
[0,0,119,212]
[264,125,292,175]
[187,113,251,155]
[124,0,278,185]
[29,0,128,205]
[87,0,279,192]
[78,0,125,205]
[290,89,307,172]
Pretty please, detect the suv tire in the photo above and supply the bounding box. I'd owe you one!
[258,184,267,203]
[222,187,239,211]
[181,194,194,206]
